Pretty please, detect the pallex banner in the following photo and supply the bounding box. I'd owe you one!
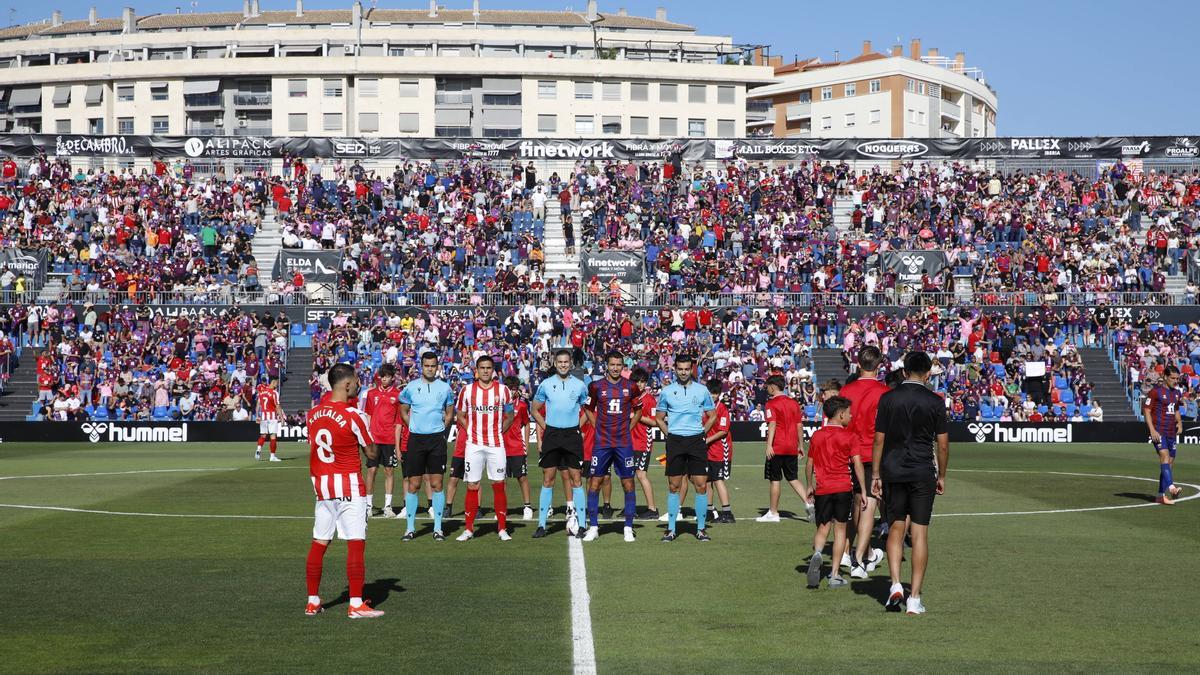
[273,250,342,284]
[5,134,1200,161]
[879,250,949,285]
[0,420,1182,444]
[581,250,645,283]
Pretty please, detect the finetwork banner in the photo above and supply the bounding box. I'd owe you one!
[274,250,342,284]
[581,251,644,283]
[4,134,1200,161]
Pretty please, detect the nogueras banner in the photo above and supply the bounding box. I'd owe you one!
[581,250,644,283]
[273,250,342,284]
[4,134,1200,161]
[879,250,948,284]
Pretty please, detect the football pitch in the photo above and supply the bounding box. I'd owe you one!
[1,441,1198,674]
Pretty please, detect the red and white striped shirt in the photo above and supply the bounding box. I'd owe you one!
[457,381,513,448]
[256,385,280,422]
[307,401,371,500]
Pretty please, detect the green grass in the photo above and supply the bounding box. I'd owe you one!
[1,441,1198,673]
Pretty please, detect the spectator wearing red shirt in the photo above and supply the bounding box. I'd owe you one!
[758,375,814,523]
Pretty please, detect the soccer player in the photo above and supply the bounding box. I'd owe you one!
[362,364,401,518]
[582,351,643,542]
[871,351,949,615]
[503,375,535,521]
[838,346,888,577]
[445,417,468,519]
[704,379,735,524]
[255,378,282,462]
[397,352,456,541]
[630,368,660,518]
[804,396,864,589]
[455,355,515,541]
[654,354,717,542]
[530,349,590,538]
[303,363,383,619]
[757,375,814,523]
[1145,365,1184,505]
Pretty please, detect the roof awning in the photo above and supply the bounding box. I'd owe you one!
[52,86,71,105]
[8,87,41,107]
[149,81,169,89]
[84,84,103,104]
[236,46,274,56]
[182,79,220,95]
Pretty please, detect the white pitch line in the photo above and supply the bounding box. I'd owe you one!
[567,536,597,675]
[931,470,1200,517]
[0,467,238,481]
[0,503,309,519]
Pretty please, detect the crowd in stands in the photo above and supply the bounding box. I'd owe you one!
[1113,321,1200,422]
[3,303,289,422]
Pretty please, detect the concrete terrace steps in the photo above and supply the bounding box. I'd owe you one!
[279,347,313,416]
[251,207,282,284]
[541,200,580,279]
[1077,347,1138,421]
[0,357,39,421]
[811,348,848,385]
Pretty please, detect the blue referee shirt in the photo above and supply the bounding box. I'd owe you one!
[533,374,589,429]
[657,380,715,436]
[398,378,455,434]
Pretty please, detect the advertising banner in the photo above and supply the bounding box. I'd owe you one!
[581,251,644,283]
[879,250,949,285]
[273,250,342,284]
[0,248,49,283]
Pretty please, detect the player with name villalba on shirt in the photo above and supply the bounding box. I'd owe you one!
[303,363,384,620]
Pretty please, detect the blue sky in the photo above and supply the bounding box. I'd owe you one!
[11,0,1198,136]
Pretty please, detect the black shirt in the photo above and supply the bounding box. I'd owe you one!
[875,381,947,483]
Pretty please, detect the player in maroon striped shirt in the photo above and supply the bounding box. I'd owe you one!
[582,352,643,542]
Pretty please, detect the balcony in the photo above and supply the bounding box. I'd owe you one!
[186,127,222,136]
[184,93,222,108]
[434,91,471,105]
[745,100,771,122]
[940,99,961,119]
[233,93,272,107]
[786,102,811,120]
[234,126,272,136]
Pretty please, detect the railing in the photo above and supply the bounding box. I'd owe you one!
[233,93,272,106]
[941,99,962,118]
[433,92,472,105]
[786,102,811,120]
[746,100,772,112]
[233,126,272,136]
[183,93,222,107]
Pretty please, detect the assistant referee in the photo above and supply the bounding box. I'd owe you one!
[654,354,717,542]
[870,351,949,616]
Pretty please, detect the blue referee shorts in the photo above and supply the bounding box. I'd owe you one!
[590,446,635,480]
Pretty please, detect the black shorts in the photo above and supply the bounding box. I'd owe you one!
[665,434,707,477]
[634,450,652,472]
[883,480,937,527]
[449,456,465,480]
[764,455,799,482]
[403,432,447,476]
[366,443,398,469]
[851,461,874,495]
[540,426,584,471]
[707,457,731,482]
[814,491,852,525]
[581,460,593,479]
[505,455,528,479]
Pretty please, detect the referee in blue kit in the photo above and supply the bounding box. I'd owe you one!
[530,349,590,539]
[654,354,717,542]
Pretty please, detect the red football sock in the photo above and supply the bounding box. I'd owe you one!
[269,438,277,455]
[346,539,365,600]
[492,482,508,530]
[256,436,265,449]
[464,489,480,531]
[305,541,328,596]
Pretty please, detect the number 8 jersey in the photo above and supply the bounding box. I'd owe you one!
[307,400,373,500]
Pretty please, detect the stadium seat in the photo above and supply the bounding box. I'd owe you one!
[1060,390,1075,404]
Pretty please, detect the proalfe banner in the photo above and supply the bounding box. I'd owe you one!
[273,250,342,284]
[879,250,948,284]
[5,134,1200,161]
[0,248,49,283]
[581,251,644,283]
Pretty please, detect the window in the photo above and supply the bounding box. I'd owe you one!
[439,48,460,57]
[602,81,621,101]
[908,109,916,124]
[574,115,594,135]
[717,119,735,137]
[630,116,649,135]
[688,84,706,103]
[631,82,648,102]
[906,79,915,92]
[821,116,832,130]
[323,112,343,131]
[869,109,881,124]
[117,84,135,102]
[575,82,593,100]
[687,118,706,137]
[602,115,621,135]
[151,116,169,134]
[717,85,735,104]
[918,82,926,95]
[358,112,379,133]
[659,117,677,136]
[798,90,812,103]
[399,112,419,132]
[435,126,471,137]
[88,118,103,134]
[288,79,307,98]
[918,110,926,124]
[323,79,343,98]
[398,80,419,98]
[117,117,134,134]
[55,119,71,134]
[844,82,856,97]
[358,78,379,98]
[288,113,307,132]
[659,84,677,103]
[537,80,556,99]
[151,83,168,101]
[820,86,832,101]
[869,79,881,94]
[845,112,855,127]
[482,93,521,105]
[483,128,520,138]
[537,114,557,133]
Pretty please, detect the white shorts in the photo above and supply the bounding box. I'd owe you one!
[312,495,368,541]
[259,419,281,436]
[464,442,506,482]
